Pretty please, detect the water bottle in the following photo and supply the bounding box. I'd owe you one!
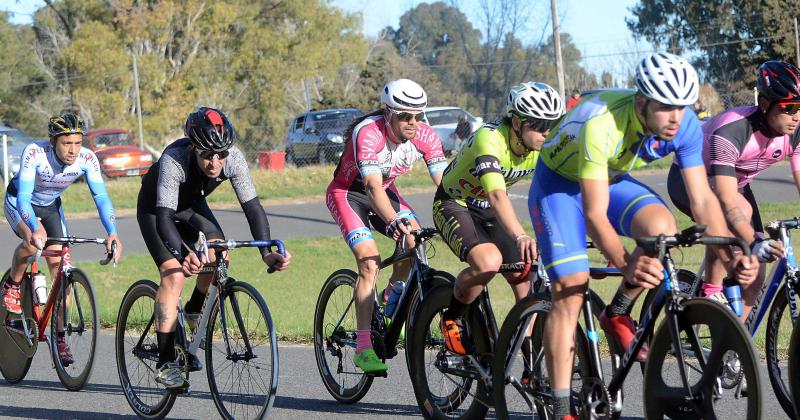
[384,281,405,318]
[33,272,47,305]
[723,277,743,317]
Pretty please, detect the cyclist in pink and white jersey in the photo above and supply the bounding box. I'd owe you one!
[668,60,800,317]
[327,79,447,373]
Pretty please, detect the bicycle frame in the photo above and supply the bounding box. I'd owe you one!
[21,246,72,345]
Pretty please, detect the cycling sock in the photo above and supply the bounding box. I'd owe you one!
[444,293,469,320]
[156,331,176,368]
[552,388,571,418]
[184,287,206,314]
[356,330,372,353]
[701,282,723,297]
[606,291,635,317]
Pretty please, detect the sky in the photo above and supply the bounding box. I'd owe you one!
[1,0,645,81]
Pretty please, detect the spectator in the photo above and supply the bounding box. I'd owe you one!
[693,101,710,121]
[566,89,582,111]
[453,115,473,155]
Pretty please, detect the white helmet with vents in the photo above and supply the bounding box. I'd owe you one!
[635,52,699,106]
[381,79,427,111]
[506,82,564,120]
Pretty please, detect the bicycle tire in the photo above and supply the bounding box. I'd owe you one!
[765,282,797,418]
[313,269,373,403]
[643,298,763,420]
[788,319,800,419]
[404,270,456,374]
[206,280,278,420]
[0,269,35,383]
[50,268,98,391]
[115,279,176,419]
[407,284,489,419]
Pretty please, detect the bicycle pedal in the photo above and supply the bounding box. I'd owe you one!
[366,371,388,378]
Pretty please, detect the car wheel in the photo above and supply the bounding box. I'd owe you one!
[286,149,296,166]
[317,148,328,165]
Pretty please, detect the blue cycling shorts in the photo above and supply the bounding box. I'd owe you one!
[529,162,667,280]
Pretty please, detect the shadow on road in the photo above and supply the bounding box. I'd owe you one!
[273,394,422,417]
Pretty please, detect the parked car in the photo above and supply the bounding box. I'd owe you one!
[285,108,363,165]
[0,124,36,178]
[84,129,153,178]
[423,106,483,155]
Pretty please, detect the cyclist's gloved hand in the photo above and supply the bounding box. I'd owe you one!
[386,217,411,240]
[751,238,781,263]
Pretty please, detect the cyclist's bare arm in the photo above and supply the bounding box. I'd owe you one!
[713,174,757,241]
[363,173,403,224]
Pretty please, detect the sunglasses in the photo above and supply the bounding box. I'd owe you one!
[196,149,230,160]
[523,118,557,133]
[389,109,424,122]
[777,102,800,115]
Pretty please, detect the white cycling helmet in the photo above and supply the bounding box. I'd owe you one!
[635,52,699,106]
[381,79,427,111]
[506,82,564,120]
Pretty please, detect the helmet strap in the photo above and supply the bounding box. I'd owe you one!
[509,116,533,156]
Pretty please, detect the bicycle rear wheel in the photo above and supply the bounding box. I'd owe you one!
[0,269,36,383]
[50,268,98,391]
[313,269,373,403]
[206,280,278,420]
[407,284,489,419]
[765,282,797,418]
[115,279,176,419]
[643,298,762,419]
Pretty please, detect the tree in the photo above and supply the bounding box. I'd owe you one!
[626,0,798,90]
[0,13,48,134]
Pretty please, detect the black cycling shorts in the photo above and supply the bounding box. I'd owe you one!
[432,187,520,263]
[137,196,225,267]
[667,164,763,233]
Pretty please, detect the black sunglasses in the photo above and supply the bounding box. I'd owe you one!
[390,109,424,122]
[523,118,557,133]
[196,149,230,160]
[777,102,800,115]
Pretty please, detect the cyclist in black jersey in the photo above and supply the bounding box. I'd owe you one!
[137,107,292,389]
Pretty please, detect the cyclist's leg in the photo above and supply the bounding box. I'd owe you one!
[529,163,590,419]
[327,185,386,372]
[4,194,47,314]
[373,185,417,300]
[178,204,226,317]
[738,184,766,317]
[39,199,66,282]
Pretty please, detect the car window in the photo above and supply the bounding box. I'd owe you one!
[310,111,362,131]
[293,116,305,132]
[0,129,34,148]
[93,132,133,148]
[426,110,463,126]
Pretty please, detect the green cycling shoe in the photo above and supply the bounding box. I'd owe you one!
[354,348,387,374]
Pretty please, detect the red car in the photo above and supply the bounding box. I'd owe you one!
[84,129,153,178]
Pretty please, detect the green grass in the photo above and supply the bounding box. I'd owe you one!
[75,200,800,349]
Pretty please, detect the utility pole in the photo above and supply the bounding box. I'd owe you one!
[131,50,145,150]
[795,17,800,67]
[551,0,565,99]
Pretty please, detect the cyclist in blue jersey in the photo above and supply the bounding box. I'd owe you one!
[3,113,123,364]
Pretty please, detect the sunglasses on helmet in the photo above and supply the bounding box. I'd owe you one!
[195,149,230,160]
[523,118,557,133]
[388,108,424,122]
[776,101,800,115]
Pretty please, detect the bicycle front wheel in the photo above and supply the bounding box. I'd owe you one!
[407,284,489,420]
[788,320,800,419]
[206,280,278,420]
[644,298,762,420]
[313,269,373,403]
[115,279,176,419]
[50,268,98,391]
[765,282,797,418]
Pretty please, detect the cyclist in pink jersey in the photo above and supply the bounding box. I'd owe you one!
[326,79,447,373]
[668,60,799,317]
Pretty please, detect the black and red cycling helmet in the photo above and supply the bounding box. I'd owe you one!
[756,60,800,102]
[184,107,237,152]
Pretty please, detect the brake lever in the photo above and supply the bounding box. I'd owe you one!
[99,240,118,267]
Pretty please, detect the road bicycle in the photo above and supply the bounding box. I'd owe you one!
[116,233,285,420]
[639,217,800,418]
[493,225,763,419]
[0,236,114,391]
[313,227,454,403]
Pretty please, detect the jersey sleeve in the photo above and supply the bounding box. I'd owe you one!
[81,149,117,234]
[353,123,384,179]
[706,132,739,177]
[418,127,448,175]
[471,131,506,192]
[224,148,272,253]
[577,116,613,180]
[154,152,186,260]
[672,109,704,169]
[15,144,40,232]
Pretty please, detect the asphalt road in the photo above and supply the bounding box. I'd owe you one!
[0,164,796,418]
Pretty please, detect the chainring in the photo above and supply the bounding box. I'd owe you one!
[578,376,612,419]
